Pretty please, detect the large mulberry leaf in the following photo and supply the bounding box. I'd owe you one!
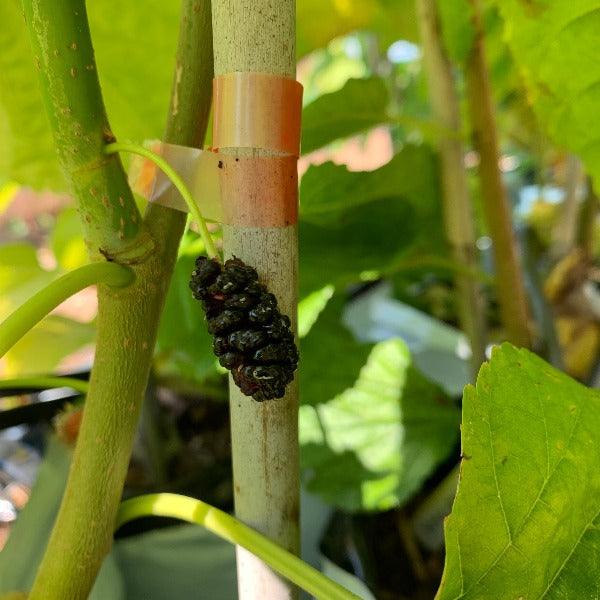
[437,344,600,599]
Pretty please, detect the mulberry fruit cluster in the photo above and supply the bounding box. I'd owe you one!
[189,256,299,401]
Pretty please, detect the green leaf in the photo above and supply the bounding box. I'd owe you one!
[300,338,459,512]
[296,0,418,58]
[0,0,179,190]
[301,78,390,154]
[0,243,94,376]
[4,316,95,377]
[299,146,442,296]
[300,145,439,223]
[51,208,88,271]
[497,1,600,185]
[0,244,56,317]
[300,295,373,406]
[437,0,474,64]
[0,1,64,190]
[438,344,600,599]
[155,235,219,387]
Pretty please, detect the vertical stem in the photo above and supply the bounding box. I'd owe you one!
[577,177,598,257]
[552,155,584,257]
[416,0,487,375]
[465,0,531,348]
[212,2,300,599]
[26,2,213,598]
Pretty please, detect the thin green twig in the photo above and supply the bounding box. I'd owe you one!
[104,142,219,260]
[117,493,360,600]
[0,377,89,395]
[0,262,133,358]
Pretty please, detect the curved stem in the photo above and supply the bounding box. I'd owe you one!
[0,377,89,395]
[117,494,360,600]
[28,2,214,597]
[104,142,219,260]
[21,0,151,262]
[0,262,133,358]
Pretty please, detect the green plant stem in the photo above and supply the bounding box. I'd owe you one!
[416,0,487,376]
[27,1,214,598]
[21,0,152,263]
[465,0,531,349]
[104,142,219,259]
[117,493,360,600]
[0,377,89,395]
[0,262,132,358]
[578,176,598,256]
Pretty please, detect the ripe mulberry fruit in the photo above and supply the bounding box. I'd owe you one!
[189,256,298,401]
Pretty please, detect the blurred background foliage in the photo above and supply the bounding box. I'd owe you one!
[1,0,599,597]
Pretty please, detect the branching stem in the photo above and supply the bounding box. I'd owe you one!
[0,377,89,395]
[0,262,133,358]
[104,142,218,260]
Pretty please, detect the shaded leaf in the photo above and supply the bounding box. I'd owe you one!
[154,235,219,387]
[300,338,459,512]
[299,146,442,296]
[300,295,373,406]
[437,0,474,64]
[438,344,600,599]
[300,145,439,223]
[113,525,236,600]
[301,78,390,154]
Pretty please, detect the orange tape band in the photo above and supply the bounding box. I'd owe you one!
[212,72,303,157]
[220,155,298,227]
[131,74,302,228]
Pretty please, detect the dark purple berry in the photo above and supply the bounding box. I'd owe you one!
[224,257,258,283]
[228,329,269,352]
[190,257,221,288]
[248,301,276,324]
[224,293,259,310]
[213,336,229,356]
[189,255,298,401]
[219,352,244,369]
[207,310,245,334]
[253,343,290,363]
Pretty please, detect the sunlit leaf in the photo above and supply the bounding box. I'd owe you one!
[300,338,459,512]
[497,0,600,185]
[438,344,600,599]
[51,208,88,271]
[0,0,179,190]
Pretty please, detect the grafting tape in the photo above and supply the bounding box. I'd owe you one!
[129,73,302,228]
